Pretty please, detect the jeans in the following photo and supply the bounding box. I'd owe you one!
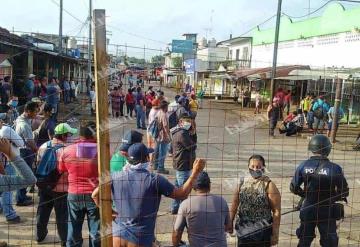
[307,111,314,129]
[67,193,100,247]
[135,105,146,128]
[269,119,278,136]
[36,190,68,245]
[314,117,325,133]
[126,103,134,117]
[64,90,70,104]
[16,148,35,203]
[154,141,169,170]
[0,164,18,220]
[296,205,338,247]
[171,170,191,212]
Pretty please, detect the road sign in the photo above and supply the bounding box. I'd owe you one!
[172,39,194,54]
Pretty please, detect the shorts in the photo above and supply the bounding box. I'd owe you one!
[328,121,339,131]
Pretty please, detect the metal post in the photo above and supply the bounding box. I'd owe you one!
[270,0,282,100]
[348,78,355,125]
[88,0,93,81]
[330,77,342,143]
[59,0,63,53]
[93,9,113,247]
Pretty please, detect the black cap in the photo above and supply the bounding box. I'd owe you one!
[120,130,143,152]
[127,143,154,164]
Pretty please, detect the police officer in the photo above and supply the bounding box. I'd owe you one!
[290,134,349,247]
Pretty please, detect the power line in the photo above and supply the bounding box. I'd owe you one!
[50,0,85,24]
[283,0,360,19]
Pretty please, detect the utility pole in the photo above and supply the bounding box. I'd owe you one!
[88,0,93,84]
[58,0,63,53]
[270,0,282,100]
[330,77,342,143]
[93,9,113,247]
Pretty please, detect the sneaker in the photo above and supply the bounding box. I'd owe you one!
[16,199,33,206]
[157,169,169,175]
[36,229,48,242]
[6,216,21,224]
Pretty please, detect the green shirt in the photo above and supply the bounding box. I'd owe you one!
[110,152,127,173]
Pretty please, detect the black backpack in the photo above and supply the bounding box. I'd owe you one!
[314,103,325,119]
[169,108,181,129]
[35,141,64,191]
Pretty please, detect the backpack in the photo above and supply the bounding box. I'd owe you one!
[35,141,64,191]
[168,108,180,129]
[313,103,325,119]
[148,118,161,139]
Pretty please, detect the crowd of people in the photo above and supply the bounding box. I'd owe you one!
[266,88,346,139]
[0,75,353,247]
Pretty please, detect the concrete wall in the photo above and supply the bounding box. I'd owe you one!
[251,31,360,68]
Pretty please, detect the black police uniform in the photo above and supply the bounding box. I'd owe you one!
[290,156,349,247]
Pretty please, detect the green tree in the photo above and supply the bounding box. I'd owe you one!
[151,55,165,66]
[172,57,182,68]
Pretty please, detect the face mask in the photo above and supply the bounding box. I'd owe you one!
[10,101,18,107]
[249,168,264,179]
[182,122,192,130]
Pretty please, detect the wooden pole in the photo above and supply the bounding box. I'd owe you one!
[93,9,113,247]
[330,77,342,144]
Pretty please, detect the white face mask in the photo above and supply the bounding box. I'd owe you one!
[182,122,192,130]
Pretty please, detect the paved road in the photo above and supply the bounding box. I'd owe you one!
[1,82,360,246]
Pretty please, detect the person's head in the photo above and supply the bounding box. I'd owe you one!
[43,104,53,118]
[174,95,181,103]
[248,154,266,179]
[4,76,10,83]
[297,108,303,115]
[24,101,39,119]
[292,110,297,116]
[148,86,153,91]
[150,91,156,97]
[136,87,142,93]
[191,94,196,100]
[79,121,96,140]
[179,112,192,130]
[177,96,187,106]
[54,123,78,142]
[113,86,118,91]
[128,88,132,94]
[127,143,154,165]
[41,77,48,84]
[51,77,57,83]
[119,130,143,155]
[193,171,211,193]
[308,134,332,157]
[277,88,283,92]
[287,90,291,94]
[7,97,18,109]
[29,74,36,81]
[159,100,169,112]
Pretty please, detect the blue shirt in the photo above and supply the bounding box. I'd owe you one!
[63,81,70,91]
[111,167,175,245]
[312,99,330,113]
[46,83,60,105]
[328,106,344,123]
[135,93,144,105]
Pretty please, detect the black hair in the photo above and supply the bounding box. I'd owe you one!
[43,104,53,113]
[113,86,118,91]
[136,87,142,93]
[80,121,96,139]
[54,133,68,142]
[297,108,303,114]
[24,101,39,113]
[159,100,169,110]
[128,88,132,93]
[4,76,10,82]
[150,91,156,97]
[292,111,297,115]
[248,154,266,167]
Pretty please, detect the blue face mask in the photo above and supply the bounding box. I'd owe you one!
[249,169,264,179]
[10,101,18,108]
[182,122,192,130]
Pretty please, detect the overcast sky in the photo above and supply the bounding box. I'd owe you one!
[1,0,359,58]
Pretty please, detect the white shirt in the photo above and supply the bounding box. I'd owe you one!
[0,125,25,155]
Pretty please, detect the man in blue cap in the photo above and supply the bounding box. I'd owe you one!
[110,130,143,173]
[172,171,231,247]
[102,143,206,247]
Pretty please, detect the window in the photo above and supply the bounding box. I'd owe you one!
[236,49,240,61]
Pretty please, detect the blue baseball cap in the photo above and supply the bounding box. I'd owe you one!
[127,143,154,163]
[194,171,211,189]
[120,130,143,152]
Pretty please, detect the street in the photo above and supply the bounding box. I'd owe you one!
[1,83,359,246]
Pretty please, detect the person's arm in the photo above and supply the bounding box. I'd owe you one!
[169,158,205,200]
[267,181,281,246]
[172,203,186,246]
[229,185,240,234]
[290,163,305,197]
[0,138,36,192]
[223,200,232,233]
